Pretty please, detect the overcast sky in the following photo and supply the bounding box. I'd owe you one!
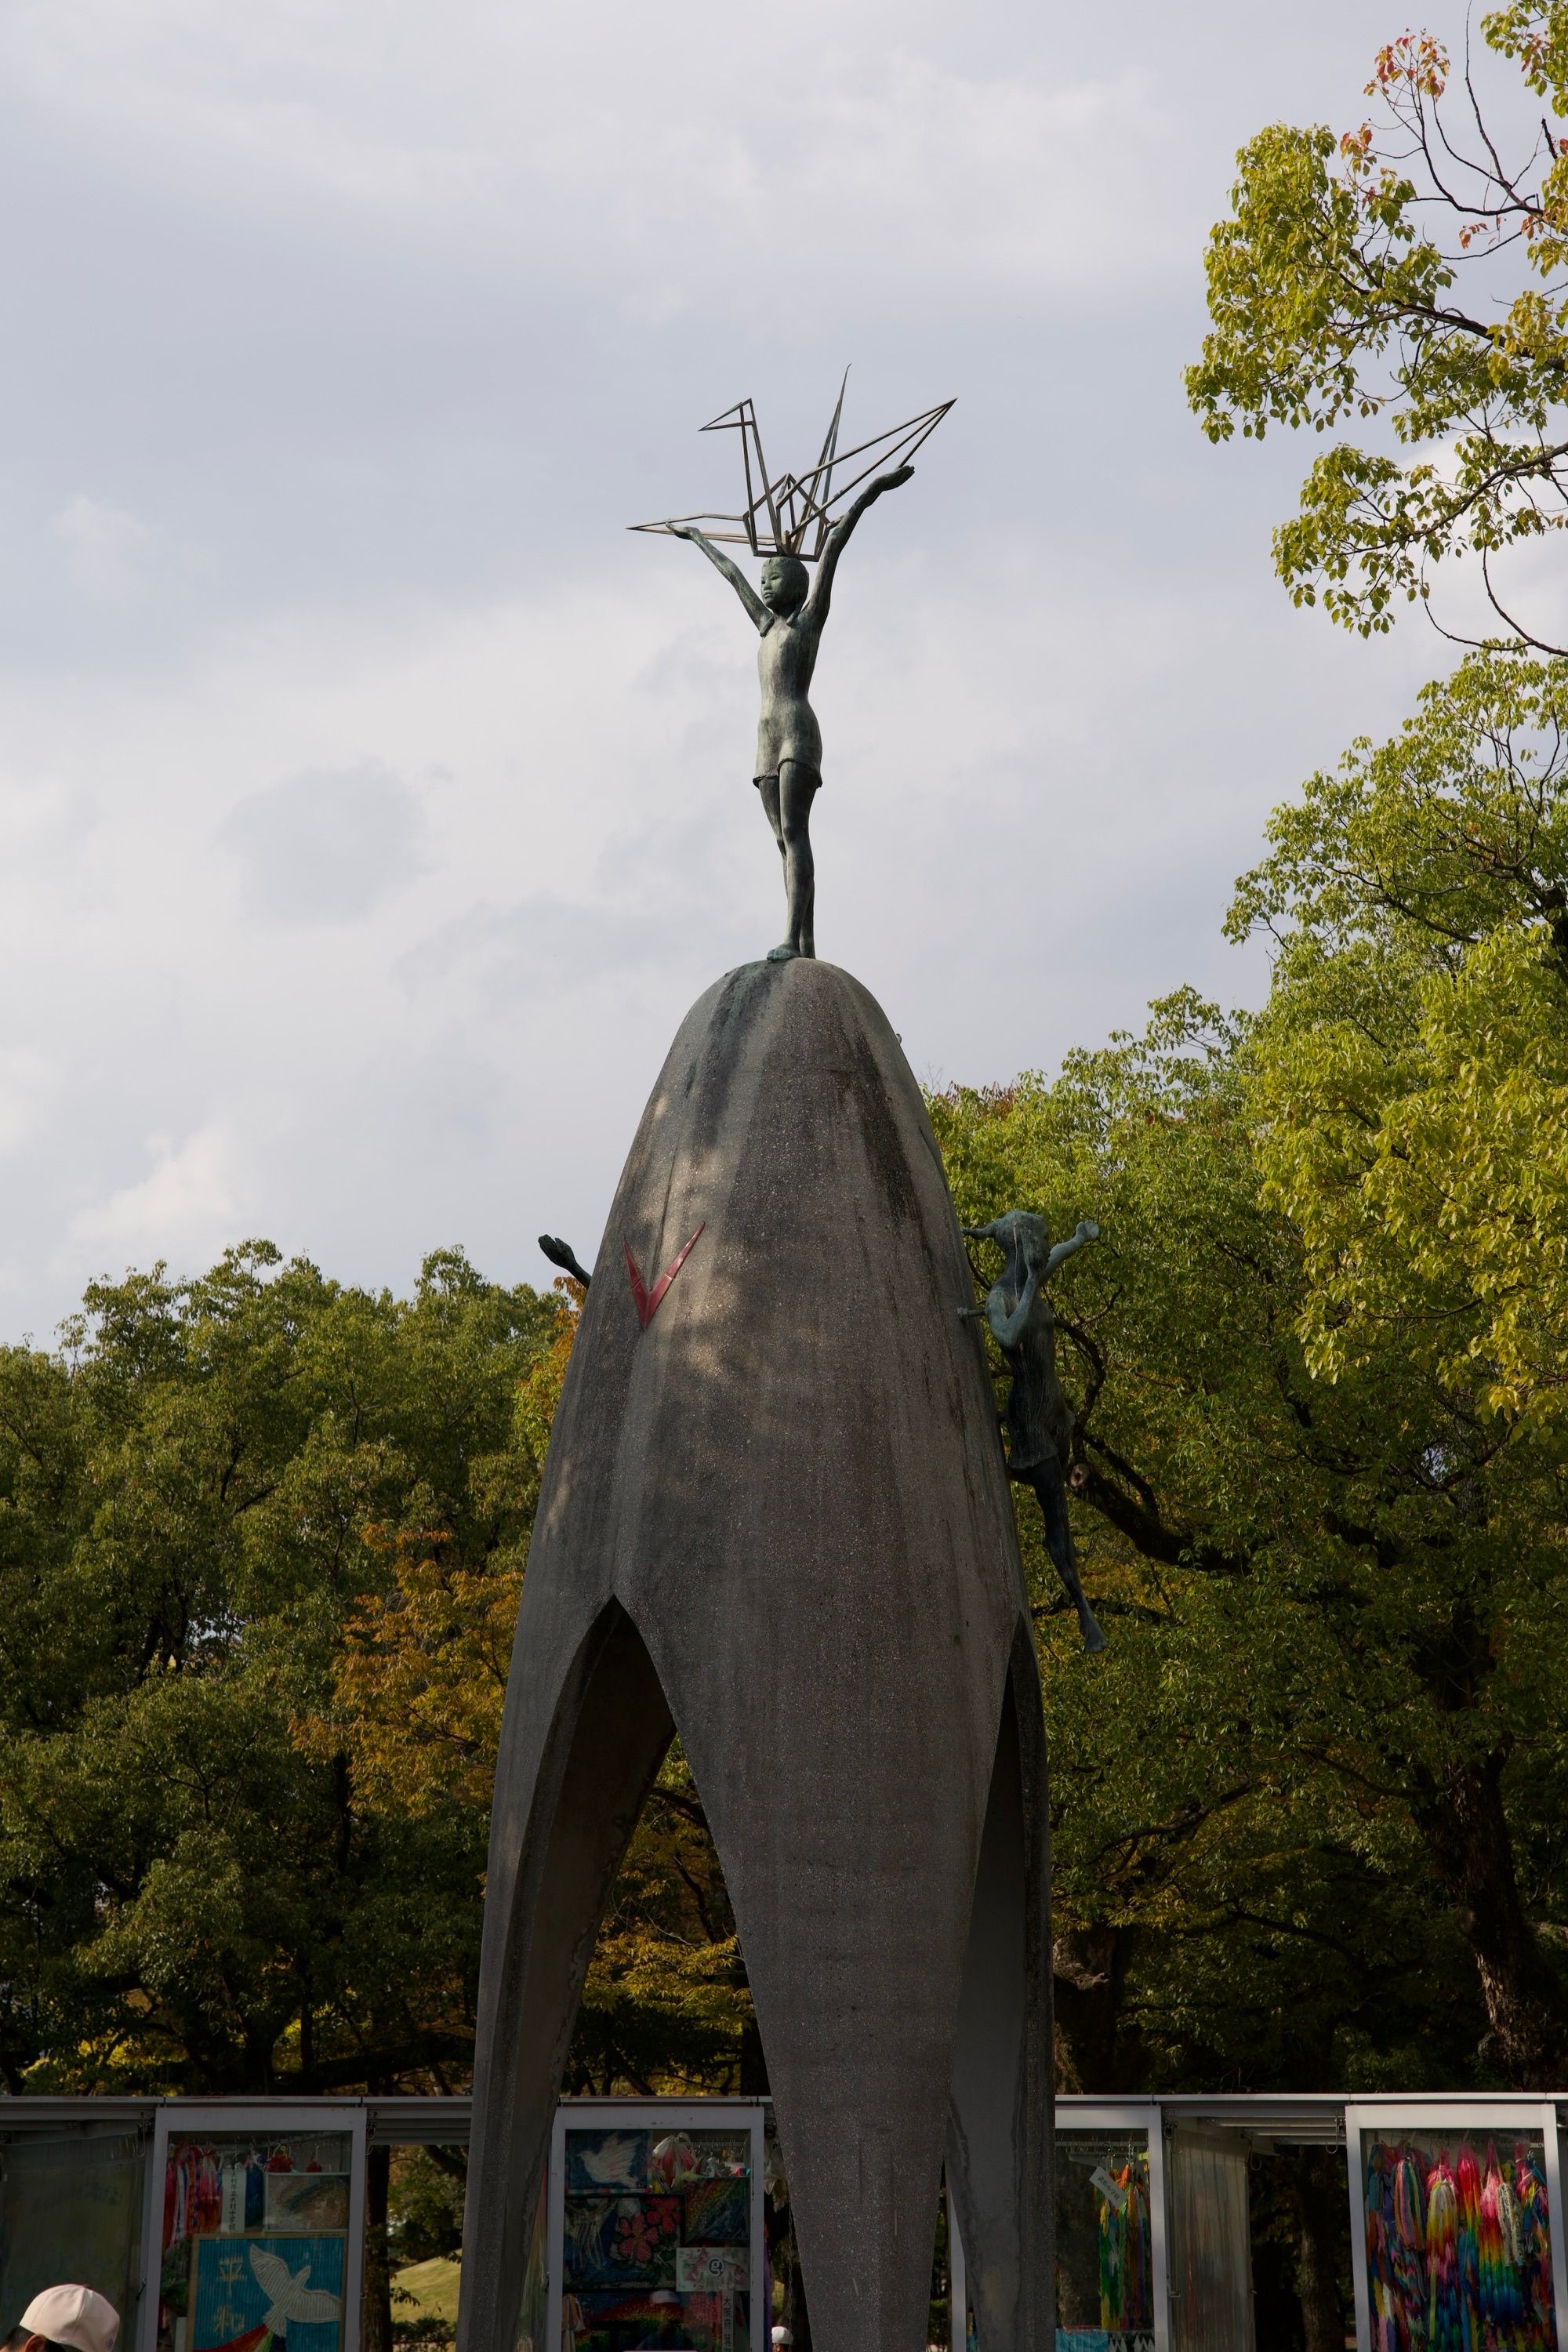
[0,0,1461,1336]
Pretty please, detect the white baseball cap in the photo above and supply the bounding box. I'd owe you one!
[19,2288,119,2352]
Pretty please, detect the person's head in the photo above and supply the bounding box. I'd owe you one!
[758,554,809,616]
[8,2289,118,2352]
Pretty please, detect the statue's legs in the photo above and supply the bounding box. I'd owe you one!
[946,1627,1055,2352]
[1027,1459,1107,1653]
[757,764,818,960]
[779,760,817,959]
[459,1600,674,2352]
[758,775,788,872]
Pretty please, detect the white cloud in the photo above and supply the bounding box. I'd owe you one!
[0,3,1186,314]
[51,495,151,600]
[67,1124,244,1261]
[220,758,429,923]
[0,1049,60,1158]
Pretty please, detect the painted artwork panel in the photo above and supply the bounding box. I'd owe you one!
[646,2136,750,2190]
[564,2195,681,2287]
[570,2288,742,2352]
[191,2234,345,2352]
[679,2180,748,2247]
[681,2138,749,2178]
[565,2133,650,2194]
[674,2251,747,2293]
[571,2286,752,2352]
[263,2176,350,2233]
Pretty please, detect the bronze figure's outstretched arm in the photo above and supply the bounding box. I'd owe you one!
[804,464,915,631]
[539,1235,593,1287]
[666,524,771,631]
[1045,1218,1100,1276]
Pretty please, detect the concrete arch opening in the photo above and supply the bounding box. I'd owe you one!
[461,1596,1049,2352]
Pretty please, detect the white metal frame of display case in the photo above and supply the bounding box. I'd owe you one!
[1344,2097,1568,2352]
[548,2098,769,2352]
[136,2100,368,2352]
[949,2100,1170,2352]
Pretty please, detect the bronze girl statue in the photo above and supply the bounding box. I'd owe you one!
[961,1209,1107,1652]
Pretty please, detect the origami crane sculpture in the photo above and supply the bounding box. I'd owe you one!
[631,372,953,561]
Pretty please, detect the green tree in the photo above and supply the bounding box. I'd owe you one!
[0,1241,557,2094]
[931,978,1568,2093]
[315,1279,757,2099]
[564,1745,757,2096]
[1229,648,1568,2076]
[1230,647,1568,1424]
[1186,9,1568,648]
[1163,4,1568,2093]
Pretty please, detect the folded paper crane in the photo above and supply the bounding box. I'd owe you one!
[631,373,953,561]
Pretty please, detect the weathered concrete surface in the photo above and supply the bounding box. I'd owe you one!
[459,958,1051,2352]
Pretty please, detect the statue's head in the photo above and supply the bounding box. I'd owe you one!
[759,554,809,615]
[964,1214,1048,1289]
[969,1209,1051,1276]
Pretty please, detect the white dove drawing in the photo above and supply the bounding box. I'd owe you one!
[249,2244,343,2336]
[575,2134,642,2188]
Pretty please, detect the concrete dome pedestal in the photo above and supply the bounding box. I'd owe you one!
[460,959,1054,2352]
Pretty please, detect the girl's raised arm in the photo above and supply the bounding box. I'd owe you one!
[804,464,914,630]
[667,524,771,630]
[1044,1219,1100,1278]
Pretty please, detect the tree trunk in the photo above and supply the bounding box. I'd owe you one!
[1291,2148,1349,2352]
[1412,1754,1566,2086]
[362,2142,394,2352]
[1051,1922,1139,2092]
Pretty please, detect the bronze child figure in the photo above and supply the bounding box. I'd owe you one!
[961,1209,1108,1653]
[667,461,914,963]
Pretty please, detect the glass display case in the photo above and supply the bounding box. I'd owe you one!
[1054,2121,1160,2352]
[549,2104,765,2352]
[946,2099,1171,2352]
[0,2122,147,2336]
[140,2105,366,2352]
[1347,2102,1568,2352]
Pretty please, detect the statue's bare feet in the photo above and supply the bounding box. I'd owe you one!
[798,933,815,960]
[766,942,798,963]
